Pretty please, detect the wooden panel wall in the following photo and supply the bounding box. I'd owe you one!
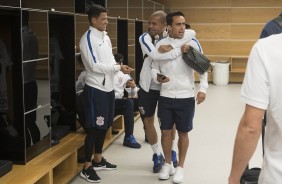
[154,0,282,82]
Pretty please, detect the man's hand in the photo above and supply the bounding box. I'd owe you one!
[181,44,190,54]
[126,79,136,88]
[121,65,134,74]
[158,45,173,53]
[196,92,206,104]
[157,74,170,83]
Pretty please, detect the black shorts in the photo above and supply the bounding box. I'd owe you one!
[83,84,115,129]
[138,87,160,118]
[158,96,195,132]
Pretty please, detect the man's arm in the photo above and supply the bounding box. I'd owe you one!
[139,32,191,61]
[170,29,196,49]
[151,59,161,84]
[80,36,121,74]
[191,37,208,95]
[196,72,208,104]
[228,104,264,184]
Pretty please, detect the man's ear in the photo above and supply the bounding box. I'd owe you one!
[167,25,172,32]
[91,17,97,26]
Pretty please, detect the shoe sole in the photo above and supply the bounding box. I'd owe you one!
[80,172,101,183]
[159,175,169,180]
[159,170,175,180]
[93,166,117,171]
[123,143,141,149]
[172,179,184,184]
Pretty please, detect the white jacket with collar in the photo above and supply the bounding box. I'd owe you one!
[79,26,121,92]
[151,36,208,98]
[139,29,196,92]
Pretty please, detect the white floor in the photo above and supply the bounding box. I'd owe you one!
[69,84,263,184]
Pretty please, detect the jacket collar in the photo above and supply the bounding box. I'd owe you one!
[89,26,107,38]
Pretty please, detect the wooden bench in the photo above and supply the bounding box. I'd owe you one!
[0,113,140,184]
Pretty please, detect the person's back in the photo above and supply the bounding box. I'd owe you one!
[246,33,282,183]
[228,33,282,184]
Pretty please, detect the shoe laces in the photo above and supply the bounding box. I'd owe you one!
[161,163,171,173]
[175,166,184,175]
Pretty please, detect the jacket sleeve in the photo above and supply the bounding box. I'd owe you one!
[151,60,161,84]
[139,33,182,61]
[192,38,208,93]
[198,72,208,93]
[80,34,120,75]
[170,29,196,48]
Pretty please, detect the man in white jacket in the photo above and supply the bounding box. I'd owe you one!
[79,4,134,183]
[138,10,196,173]
[151,11,208,183]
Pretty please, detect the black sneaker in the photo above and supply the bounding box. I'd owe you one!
[92,157,117,171]
[80,166,101,183]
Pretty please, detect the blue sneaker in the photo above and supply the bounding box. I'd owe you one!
[152,153,165,173]
[123,135,141,149]
[172,150,178,168]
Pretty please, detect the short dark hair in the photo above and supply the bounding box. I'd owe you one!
[185,23,190,29]
[151,11,167,24]
[166,11,185,26]
[87,4,107,23]
[114,53,124,64]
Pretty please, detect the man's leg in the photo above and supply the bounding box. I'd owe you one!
[80,128,101,183]
[92,128,117,171]
[171,125,178,167]
[143,115,158,145]
[121,99,141,148]
[177,131,189,168]
[158,97,175,180]
[93,90,117,170]
[138,88,163,173]
[172,131,188,183]
[161,129,173,164]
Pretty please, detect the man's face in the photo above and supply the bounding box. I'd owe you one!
[92,12,108,31]
[148,15,166,37]
[168,16,186,39]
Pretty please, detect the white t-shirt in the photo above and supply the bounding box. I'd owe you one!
[241,33,282,184]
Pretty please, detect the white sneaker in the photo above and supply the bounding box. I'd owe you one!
[172,166,184,183]
[159,163,175,180]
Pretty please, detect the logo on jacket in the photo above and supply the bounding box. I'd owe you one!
[96,116,105,126]
[118,76,123,84]
[139,106,145,115]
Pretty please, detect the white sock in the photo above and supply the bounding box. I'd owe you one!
[172,139,177,152]
[151,143,161,155]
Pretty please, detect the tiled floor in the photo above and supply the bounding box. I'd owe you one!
[69,84,263,184]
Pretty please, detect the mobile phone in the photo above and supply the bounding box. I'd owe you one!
[157,73,166,80]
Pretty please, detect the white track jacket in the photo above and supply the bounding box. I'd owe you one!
[139,29,196,92]
[151,36,208,98]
